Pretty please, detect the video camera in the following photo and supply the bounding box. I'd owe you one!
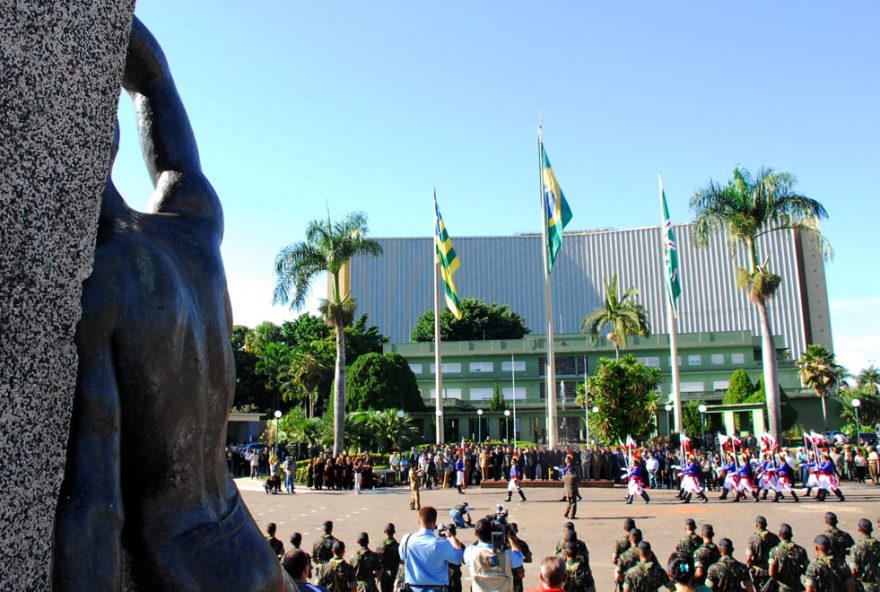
[485,504,510,552]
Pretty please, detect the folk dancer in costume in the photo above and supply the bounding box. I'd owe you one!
[625,456,650,504]
[506,455,526,502]
[816,452,846,502]
[734,455,760,502]
[455,454,466,495]
[775,456,800,502]
[758,453,779,500]
[680,455,709,504]
[803,452,820,498]
[718,454,739,501]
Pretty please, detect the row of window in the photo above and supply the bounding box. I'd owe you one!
[425,387,527,401]
[636,352,747,368]
[409,360,526,375]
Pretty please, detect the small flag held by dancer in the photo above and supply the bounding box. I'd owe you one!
[433,190,463,319]
[625,434,637,450]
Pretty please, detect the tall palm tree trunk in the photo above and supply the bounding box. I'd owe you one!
[333,320,346,456]
[756,301,781,441]
[819,394,829,431]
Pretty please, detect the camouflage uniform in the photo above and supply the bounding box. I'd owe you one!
[556,538,588,563]
[825,526,856,570]
[351,547,383,592]
[768,541,809,592]
[623,558,672,592]
[317,557,357,592]
[694,543,721,584]
[613,535,633,565]
[748,529,781,589]
[705,556,751,591]
[375,537,399,592]
[617,547,641,582]
[313,533,340,564]
[564,556,596,592]
[804,555,852,592]
[676,533,703,558]
[850,536,880,592]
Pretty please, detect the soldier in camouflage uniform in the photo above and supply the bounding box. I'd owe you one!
[695,524,722,586]
[850,519,880,592]
[351,533,384,592]
[705,538,754,592]
[622,541,672,592]
[317,541,358,592]
[556,530,588,564]
[769,523,809,592]
[676,519,703,558]
[824,512,856,571]
[564,542,596,592]
[746,515,781,591]
[616,529,645,587]
[314,520,341,565]
[805,535,855,592]
[376,523,399,592]
[613,519,638,570]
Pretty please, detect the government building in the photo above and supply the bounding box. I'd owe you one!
[347,223,835,442]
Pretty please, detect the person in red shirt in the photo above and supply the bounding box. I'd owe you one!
[526,557,567,592]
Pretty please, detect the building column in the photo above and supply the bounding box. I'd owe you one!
[723,411,736,435]
[752,409,766,435]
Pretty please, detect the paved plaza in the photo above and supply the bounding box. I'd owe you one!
[238,479,880,590]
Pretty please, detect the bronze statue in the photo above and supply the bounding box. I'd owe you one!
[53,17,294,591]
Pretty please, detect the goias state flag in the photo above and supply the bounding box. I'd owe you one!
[433,191,463,320]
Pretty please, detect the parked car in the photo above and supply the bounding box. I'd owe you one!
[857,432,879,446]
[824,431,849,445]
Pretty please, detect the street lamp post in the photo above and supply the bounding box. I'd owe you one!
[436,409,443,444]
[664,403,673,436]
[396,410,405,482]
[477,408,484,443]
[698,404,707,439]
[852,399,862,445]
[504,409,511,443]
[273,409,282,457]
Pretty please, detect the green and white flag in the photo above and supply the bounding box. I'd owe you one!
[659,176,681,310]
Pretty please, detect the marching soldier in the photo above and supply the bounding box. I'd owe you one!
[375,523,399,592]
[314,521,340,565]
[694,524,722,586]
[622,541,672,592]
[768,523,809,592]
[564,542,596,592]
[824,512,856,571]
[805,535,855,592]
[613,519,637,569]
[850,518,880,591]
[705,539,754,592]
[676,519,703,558]
[746,515,781,590]
[351,533,384,592]
[616,529,644,588]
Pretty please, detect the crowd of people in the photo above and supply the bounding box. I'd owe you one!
[264,507,880,592]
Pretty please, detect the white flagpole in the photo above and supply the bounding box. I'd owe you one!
[660,174,683,433]
[511,354,517,448]
[433,189,444,445]
[539,125,559,449]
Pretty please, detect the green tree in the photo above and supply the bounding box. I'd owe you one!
[857,366,880,396]
[273,211,383,455]
[583,355,662,444]
[488,384,508,412]
[282,340,334,417]
[245,321,286,354]
[691,165,830,441]
[580,273,650,359]
[347,409,419,452]
[342,314,388,362]
[411,298,530,342]
[277,407,325,449]
[345,352,425,412]
[682,401,706,436]
[722,370,756,404]
[280,313,331,347]
[796,344,845,430]
[231,325,270,411]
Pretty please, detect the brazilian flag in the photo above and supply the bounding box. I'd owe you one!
[541,143,573,274]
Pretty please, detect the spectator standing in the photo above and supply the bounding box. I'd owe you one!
[282,549,326,592]
[525,557,567,592]
[399,507,464,591]
[463,519,525,592]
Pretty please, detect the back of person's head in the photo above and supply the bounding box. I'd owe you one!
[859,518,873,535]
[290,532,302,548]
[778,524,793,541]
[637,541,652,558]
[701,524,714,539]
[825,512,838,526]
[623,518,636,531]
[267,522,277,536]
[629,529,643,544]
[419,506,438,528]
[509,522,519,535]
[564,521,575,531]
[684,518,696,531]
[539,557,567,589]
[333,540,345,557]
[563,543,578,559]
[815,535,832,554]
[667,552,695,584]
[357,532,369,547]
[474,519,493,544]
[323,520,334,534]
[564,530,577,544]
[718,538,733,555]
[755,515,767,529]
[385,523,396,536]
[281,549,311,581]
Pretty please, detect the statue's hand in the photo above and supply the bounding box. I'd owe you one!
[122,16,167,93]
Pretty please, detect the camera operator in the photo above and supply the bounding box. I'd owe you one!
[463,519,525,592]
[400,506,464,592]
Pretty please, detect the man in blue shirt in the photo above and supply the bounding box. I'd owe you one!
[463,519,525,592]
[400,507,464,590]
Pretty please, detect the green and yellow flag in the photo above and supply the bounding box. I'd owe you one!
[541,140,573,274]
[659,176,682,310]
[434,191,462,319]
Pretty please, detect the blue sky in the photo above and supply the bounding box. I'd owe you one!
[113,2,880,372]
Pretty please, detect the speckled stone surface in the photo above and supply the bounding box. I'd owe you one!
[0,2,133,589]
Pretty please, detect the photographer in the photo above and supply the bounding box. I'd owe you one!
[400,507,464,591]
[463,519,525,592]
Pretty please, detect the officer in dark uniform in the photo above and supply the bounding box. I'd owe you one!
[768,523,808,592]
[746,515,781,590]
[375,523,399,592]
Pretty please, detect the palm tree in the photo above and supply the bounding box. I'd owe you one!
[273,211,383,455]
[282,341,333,417]
[796,344,846,430]
[857,366,880,396]
[580,273,650,359]
[691,166,830,442]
